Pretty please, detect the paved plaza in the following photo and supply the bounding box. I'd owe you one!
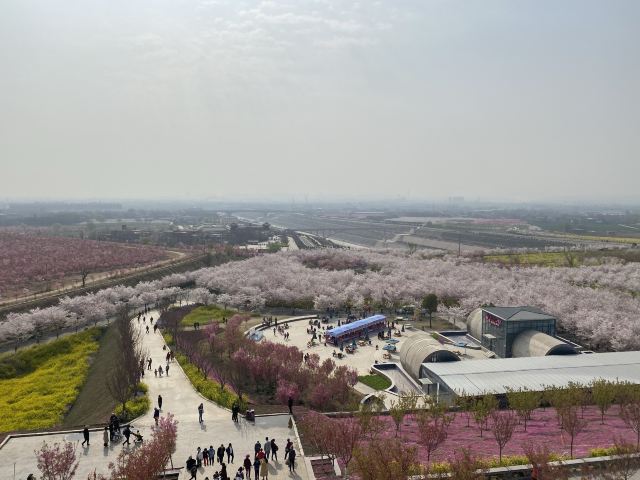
[267,317,408,375]
[0,310,311,480]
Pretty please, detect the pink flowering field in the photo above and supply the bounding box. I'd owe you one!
[363,405,636,463]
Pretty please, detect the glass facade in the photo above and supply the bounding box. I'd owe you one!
[480,311,556,358]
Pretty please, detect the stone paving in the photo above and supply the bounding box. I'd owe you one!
[0,310,310,480]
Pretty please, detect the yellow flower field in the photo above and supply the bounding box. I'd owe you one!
[0,329,101,432]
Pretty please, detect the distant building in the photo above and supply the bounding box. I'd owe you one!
[467,306,577,358]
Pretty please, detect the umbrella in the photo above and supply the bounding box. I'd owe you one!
[386,338,400,344]
[382,344,396,351]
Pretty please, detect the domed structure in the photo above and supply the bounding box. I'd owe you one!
[399,334,459,380]
[511,329,577,358]
[466,308,483,341]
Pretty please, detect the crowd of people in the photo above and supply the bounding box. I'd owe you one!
[186,437,297,480]
[144,306,300,479]
[273,323,290,340]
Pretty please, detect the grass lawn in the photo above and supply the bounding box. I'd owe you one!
[485,251,572,267]
[358,374,392,390]
[556,233,640,245]
[63,323,119,427]
[180,304,237,327]
[0,328,102,433]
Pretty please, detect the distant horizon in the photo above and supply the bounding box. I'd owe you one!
[2,195,640,210]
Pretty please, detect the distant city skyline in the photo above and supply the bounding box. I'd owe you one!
[1,0,639,202]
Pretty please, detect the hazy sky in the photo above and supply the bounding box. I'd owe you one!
[1,0,639,203]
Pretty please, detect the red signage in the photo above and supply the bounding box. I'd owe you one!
[486,313,502,327]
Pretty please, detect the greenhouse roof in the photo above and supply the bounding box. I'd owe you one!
[423,351,640,396]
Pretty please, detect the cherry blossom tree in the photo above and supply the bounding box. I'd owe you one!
[34,440,79,480]
[490,410,519,463]
[104,413,178,479]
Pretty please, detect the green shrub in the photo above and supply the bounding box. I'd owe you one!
[429,462,450,473]
[175,353,247,410]
[115,383,150,421]
[589,446,618,457]
[432,453,570,473]
[483,455,529,468]
[163,333,174,346]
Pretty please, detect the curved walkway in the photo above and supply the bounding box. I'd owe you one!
[0,310,311,480]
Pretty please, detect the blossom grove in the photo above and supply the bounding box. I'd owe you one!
[1,249,639,351]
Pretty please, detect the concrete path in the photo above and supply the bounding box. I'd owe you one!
[0,310,311,480]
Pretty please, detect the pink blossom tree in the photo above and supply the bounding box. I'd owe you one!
[34,440,79,480]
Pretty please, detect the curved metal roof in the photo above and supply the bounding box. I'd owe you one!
[400,334,459,380]
[422,351,640,396]
[511,329,577,358]
[325,314,386,338]
[466,308,483,341]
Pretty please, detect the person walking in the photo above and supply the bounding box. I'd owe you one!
[198,403,204,423]
[284,439,292,461]
[81,426,90,446]
[158,394,163,410]
[122,425,131,445]
[103,427,109,447]
[209,446,215,465]
[243,455,252,480]
[166,363,170,376]
[270,439,278,462]
[235,467,245,480]
[186,456,197,479]
[226,443,234,463]
[253,457,260,480]
[220,463,228,480]
[231,402,239,422]
[158,365,164,377]
[148,357,152,370]
[263,438,271,460]
[254,440,261,456]
[204,445,210,466]
[217,444,225,464]
[259,458,268,480]
[153,407,160,425]
[287,396,293,415]
[287,447,296,472]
